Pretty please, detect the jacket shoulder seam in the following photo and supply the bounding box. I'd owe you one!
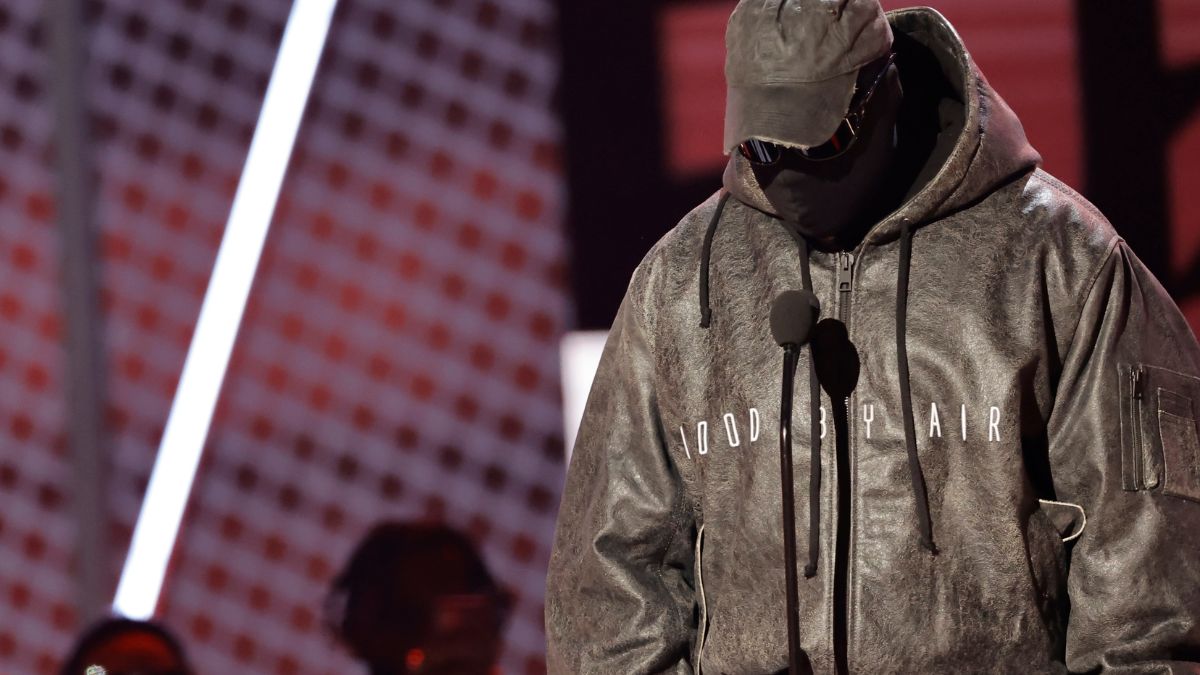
[1025,170,1125,353]
[1059,236,1123,362]
[1030,169,1111,228]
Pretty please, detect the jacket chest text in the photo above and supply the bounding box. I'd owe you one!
[678,402,1004,460]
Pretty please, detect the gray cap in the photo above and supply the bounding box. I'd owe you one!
[724,0,893,153]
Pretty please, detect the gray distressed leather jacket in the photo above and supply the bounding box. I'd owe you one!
[546,7,1200,674]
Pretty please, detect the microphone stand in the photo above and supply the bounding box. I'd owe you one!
[779,344,802,675]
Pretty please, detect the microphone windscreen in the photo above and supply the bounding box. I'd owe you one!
[770,290,820,347]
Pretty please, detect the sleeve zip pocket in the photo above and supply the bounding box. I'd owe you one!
[1120,363,1200,502]
[1121,365,1158,490]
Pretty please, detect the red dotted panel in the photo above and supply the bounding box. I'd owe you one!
[88,0,566,673]
[0,2,78,672]
[89,0,294,618]
[0,0,561,672]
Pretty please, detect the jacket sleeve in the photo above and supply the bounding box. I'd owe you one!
[545,263,696,674]
[1047,239,1200,673]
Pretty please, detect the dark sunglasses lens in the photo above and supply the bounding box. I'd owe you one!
[740,139,783,165]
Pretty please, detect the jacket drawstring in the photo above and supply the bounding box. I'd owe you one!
[896,218,937,553]
[774,222,823,577]
[699,192,731,328]
[795,233,822,578]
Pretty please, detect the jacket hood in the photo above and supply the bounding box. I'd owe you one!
[722,6,1042,244]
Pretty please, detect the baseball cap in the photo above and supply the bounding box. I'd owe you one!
[724,0,894,154]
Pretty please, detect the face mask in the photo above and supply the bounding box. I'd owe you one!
[752,68,902,247]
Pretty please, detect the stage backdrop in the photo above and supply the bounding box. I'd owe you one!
[0,1,1197,674]
[0,0,565,673]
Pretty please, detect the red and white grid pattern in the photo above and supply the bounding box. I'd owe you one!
[155,0,567,671]
[91,0,295,598]
[3,0,566,672]
[0,1,80,672]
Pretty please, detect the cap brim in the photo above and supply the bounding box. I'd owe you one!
[723,69,858,154]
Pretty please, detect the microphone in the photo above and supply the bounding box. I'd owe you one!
[770,289,819,675]
[771,290,820,349]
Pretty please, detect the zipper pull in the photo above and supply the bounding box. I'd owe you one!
[837,252,855,293]
[1132,366,1145,400]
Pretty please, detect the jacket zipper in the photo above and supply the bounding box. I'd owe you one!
[695,524,708,675]
[833,251,855,675]
[836,251,856,457]
[836,252,856,303]
[1130,366,1146,488]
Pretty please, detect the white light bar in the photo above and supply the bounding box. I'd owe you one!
[559,331,609,464]
[113,0,339,619]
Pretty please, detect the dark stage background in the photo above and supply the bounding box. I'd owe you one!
[0,0,1196,673]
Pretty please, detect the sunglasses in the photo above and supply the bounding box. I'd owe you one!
[739,51,896,165]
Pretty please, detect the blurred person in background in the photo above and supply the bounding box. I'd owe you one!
[325,521,511,675]
[59,617,192,675]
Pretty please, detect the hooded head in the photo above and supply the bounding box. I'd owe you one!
[724,0,903,247]
[723,4,1042,250]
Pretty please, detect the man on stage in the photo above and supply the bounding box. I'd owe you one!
[546,1,1200,672]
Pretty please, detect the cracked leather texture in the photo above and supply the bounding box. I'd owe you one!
[545,7,1200,674]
